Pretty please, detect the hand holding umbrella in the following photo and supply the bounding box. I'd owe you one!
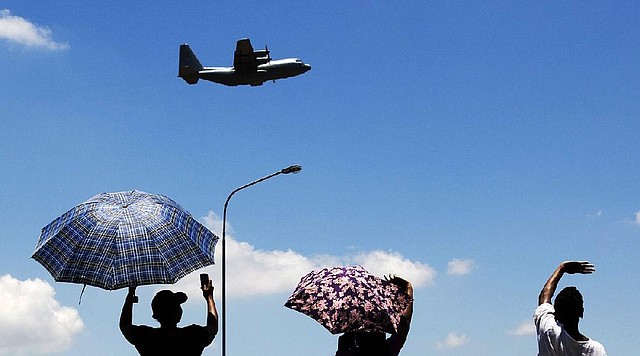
[127,286,138,304]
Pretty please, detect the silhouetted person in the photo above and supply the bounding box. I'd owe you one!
[120,279,218,355]
[336,275,413,356]
[534,261,607,356]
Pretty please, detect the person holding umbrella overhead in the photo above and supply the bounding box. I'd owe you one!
[119,275,219,355]
[286,266,414,356]
[335,275,414,356]
[32,190,221,354]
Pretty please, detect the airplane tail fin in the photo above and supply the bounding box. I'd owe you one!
[178,44,203,84]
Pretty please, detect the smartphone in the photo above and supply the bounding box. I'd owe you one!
[200,273,209,287]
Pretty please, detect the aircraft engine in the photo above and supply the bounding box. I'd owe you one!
[254,45,271,64]
[255,57,270,66]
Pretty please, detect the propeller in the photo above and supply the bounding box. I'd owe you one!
[265,44,271,62]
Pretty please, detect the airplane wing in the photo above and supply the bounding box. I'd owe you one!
[233,38,270,69]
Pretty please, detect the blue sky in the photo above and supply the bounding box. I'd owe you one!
[1,1,639,355]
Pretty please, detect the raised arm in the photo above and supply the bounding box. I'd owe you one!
[538,261,595,305]
[119,286,137,344]
[201,279,219,344]
[385,275,413,353]
[394,276,413,329]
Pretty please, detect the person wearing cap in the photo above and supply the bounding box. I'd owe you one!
[120,278,219,355]
[534,261,607,356]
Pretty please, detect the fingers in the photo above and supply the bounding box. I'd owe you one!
[201,280,214,295]
[202,280,215,300]
[562,261,596,274]
[574,261,595,273]
[580,262,596,273]
[126,286,138,303]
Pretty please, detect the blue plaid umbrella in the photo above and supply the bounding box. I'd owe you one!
[32,190,218,290]
[285,266,411,334]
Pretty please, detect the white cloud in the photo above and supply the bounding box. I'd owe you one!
[447,258,474,276]
[172,212,436,300]
[508,320,535,336]
[0,9,69,50]
[354,250,436,287]
[435,331,469,349]
[635,211,640,225]
[0,275,84,355]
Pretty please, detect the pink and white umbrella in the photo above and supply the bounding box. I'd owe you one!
[285,265,411,334]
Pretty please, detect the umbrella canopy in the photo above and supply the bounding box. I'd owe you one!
[284,265,411,334]
[32,190,218,290]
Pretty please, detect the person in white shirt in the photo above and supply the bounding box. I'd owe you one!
[534,261,607,356]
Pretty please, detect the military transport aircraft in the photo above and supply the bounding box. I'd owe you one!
[178,38,311,86]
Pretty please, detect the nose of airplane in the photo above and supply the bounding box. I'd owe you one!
[303,63,311,72]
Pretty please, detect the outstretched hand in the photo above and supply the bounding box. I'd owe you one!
[561,261,595,274]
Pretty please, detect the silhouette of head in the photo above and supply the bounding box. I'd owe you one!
[152,290,188,325]
[554,286,584,322]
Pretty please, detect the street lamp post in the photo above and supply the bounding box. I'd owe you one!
[221,165,302,356]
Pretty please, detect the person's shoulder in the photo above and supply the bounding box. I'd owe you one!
[533,302,554,318]
[132,324,154,329]
[182,324,208,337]
[536,302,553,310]
[184,324,206,331]
[533,303,559,334]
[181,324,210,344]
[585,338,607,355]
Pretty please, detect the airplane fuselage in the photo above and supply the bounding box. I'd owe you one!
[197,58,310,86]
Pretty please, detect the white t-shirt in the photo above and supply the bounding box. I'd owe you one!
[533,303,607,356]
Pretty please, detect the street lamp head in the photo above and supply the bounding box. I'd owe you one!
[281,165,302,174]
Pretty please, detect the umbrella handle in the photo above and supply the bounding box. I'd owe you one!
[126,294,139,303]
[128,286,139,303]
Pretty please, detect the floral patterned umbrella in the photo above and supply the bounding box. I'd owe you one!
[284,265,411,334]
